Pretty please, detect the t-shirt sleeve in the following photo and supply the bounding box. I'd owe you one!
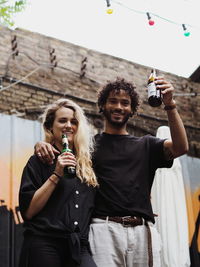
[19,156,43,220]
[148,135,173,169]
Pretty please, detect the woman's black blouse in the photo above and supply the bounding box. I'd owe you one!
[19,155,96,263]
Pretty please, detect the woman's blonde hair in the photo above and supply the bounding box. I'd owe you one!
[42,98,98,187]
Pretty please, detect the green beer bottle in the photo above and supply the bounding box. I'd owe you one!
[62,134,76,175]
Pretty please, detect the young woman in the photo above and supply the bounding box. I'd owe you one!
[18,98,98,267]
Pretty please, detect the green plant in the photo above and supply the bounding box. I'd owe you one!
[0,0,27,27]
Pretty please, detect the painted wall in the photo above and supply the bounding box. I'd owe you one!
[180,155,200,267]
[0,114,42,267]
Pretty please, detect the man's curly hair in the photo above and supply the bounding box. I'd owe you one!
[97,78,139,113]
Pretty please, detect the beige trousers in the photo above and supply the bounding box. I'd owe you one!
[89,218,161,267]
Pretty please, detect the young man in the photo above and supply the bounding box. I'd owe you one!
[34,76,188,267]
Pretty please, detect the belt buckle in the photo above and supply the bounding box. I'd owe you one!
[122,216,131,227]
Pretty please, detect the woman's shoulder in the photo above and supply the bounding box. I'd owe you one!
[25,154,46,170]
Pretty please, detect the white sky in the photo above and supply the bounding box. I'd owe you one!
[14,0,200,78]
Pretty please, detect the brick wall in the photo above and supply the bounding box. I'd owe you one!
[0,25,200,157]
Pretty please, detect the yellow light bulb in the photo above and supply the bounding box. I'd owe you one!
[106,8,113,14]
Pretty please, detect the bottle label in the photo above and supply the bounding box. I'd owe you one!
[156,89,161,97]
[62,136,68,144]
[147,82,157,97]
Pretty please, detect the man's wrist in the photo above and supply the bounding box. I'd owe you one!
[164,100,176,111]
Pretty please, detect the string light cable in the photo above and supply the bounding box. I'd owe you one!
[174,92,200,97]
[0,49,100,93]
[0,65,42,93]
[1,44,199,97]
[111,0,200,35]
[4,49,52,75]
[1,66,199,98]
[1,50,56,93]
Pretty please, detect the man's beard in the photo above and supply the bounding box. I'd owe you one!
[103,109,131,127]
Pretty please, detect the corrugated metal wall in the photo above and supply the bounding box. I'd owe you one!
[0,114,42,267]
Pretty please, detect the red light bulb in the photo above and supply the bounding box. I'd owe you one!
[148,20,155,26]
[146,13,155,26]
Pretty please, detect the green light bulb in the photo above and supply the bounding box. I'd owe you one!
[184,31,190,37]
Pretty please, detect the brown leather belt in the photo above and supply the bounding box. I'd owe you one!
[95,215,143,227]
[94,215,153,267]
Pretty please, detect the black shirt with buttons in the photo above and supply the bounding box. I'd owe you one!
[19,154,96,244]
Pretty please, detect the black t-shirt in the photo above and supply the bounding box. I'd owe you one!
[19,155,96,241]
[92,133,173,223]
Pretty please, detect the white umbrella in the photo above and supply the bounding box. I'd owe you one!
[151,126,190,267]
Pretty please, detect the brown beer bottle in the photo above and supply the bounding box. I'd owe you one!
[147,69,162,107]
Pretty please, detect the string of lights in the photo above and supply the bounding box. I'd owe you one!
[105,0,200,37]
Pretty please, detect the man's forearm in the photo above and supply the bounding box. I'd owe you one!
[166,107,189,157]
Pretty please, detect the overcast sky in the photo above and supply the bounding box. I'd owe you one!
[14,0,200,78]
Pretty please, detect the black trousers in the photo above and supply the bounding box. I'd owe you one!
[18,235,97,267]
